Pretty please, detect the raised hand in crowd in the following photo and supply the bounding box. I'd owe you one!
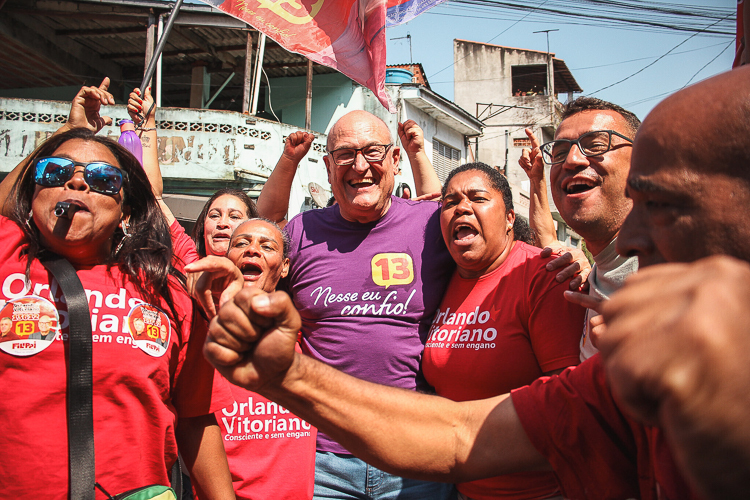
[518,127,545,184]
[519,126,559,250]
[601,256,750,500]
[0,78,116,212]
[282,130,315,164]
[397,119,426,157]
[398,119,442,195]
[127,86,156,129]
[125,86,179,226]
[256,131,315,225]
[57,77,115,135]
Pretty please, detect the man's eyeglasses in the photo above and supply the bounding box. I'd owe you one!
[327,144,393,166]
[33,157,128,195]
[541,130,633,165]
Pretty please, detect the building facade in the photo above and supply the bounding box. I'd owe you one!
[453,39,584,246]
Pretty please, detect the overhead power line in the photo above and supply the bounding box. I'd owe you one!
[441,0,733,35]
[421,0,734,83]
[587,11,733,95]
[681,40,734,88]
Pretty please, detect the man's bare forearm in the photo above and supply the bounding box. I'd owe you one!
[259,352,548,482]
[256,155,297,223]
[408,150,442,196]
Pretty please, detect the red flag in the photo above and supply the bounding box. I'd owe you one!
[734,0,745,68]
[201,0,393,111]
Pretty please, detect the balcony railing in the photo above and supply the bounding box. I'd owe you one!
[0,98,327,196]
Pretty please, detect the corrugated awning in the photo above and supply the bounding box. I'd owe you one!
[553,59,583,94]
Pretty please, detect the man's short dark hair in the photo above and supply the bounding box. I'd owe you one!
[562,97,641,137]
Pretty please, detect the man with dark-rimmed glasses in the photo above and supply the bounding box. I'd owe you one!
[280,110,455,500]
[519,97,640,360]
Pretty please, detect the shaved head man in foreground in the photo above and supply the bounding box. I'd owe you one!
[205,67,750,500]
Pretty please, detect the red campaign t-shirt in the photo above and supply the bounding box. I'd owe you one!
[170,219,200,272]
[170,220,317,499]
[216,345,317,500]
[511,356,700,500]
[0,215,233,498]
[422,241,584,500]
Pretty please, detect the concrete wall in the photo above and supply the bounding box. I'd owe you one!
[0,97,329,216]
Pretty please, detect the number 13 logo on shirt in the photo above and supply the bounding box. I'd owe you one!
[371,253,414,289]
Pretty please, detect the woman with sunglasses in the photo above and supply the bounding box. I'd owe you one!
[0,79,234,498]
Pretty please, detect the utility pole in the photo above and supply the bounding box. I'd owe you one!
[534,29,558,123]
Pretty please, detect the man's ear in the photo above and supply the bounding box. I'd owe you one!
[324,155,333,185]
[391,146,401,173]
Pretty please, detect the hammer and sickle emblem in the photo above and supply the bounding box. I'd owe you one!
[256,0,324,24]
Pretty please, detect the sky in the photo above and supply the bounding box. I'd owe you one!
[384,0,736,120]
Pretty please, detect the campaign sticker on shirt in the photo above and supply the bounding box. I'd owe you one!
[127,303,171,357]
[0,295,60,356]
[370,253,414,288]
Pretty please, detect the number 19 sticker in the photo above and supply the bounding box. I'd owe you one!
[371,253,414,289]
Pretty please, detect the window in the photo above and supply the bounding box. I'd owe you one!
[432,139,461,182]
[511,65,548,96]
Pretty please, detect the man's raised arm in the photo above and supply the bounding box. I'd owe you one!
[256,132,314,225]
[204,287,549,483]
[398,120,442,196]
[519,128,558,249]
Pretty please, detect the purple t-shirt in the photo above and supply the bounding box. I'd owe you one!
[284,196,454,454]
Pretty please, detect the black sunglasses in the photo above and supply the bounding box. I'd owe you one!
[33,157,128,195]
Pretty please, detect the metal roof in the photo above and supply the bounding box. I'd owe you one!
[0,0,337,109]
[399,83,483,136]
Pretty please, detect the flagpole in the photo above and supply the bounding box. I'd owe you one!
[243,31,254,114]
[141,0,184,94]
[305,59,313,129]
[251,32,267,116]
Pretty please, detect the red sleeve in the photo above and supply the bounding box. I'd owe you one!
[170,220,200,272]
[527,263,585,373]
[511,357,641,499]
[172,310,234,417]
